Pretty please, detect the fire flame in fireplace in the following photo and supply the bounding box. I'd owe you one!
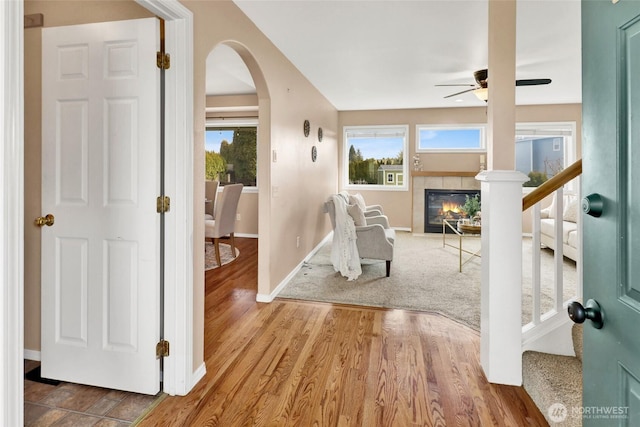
[441,201,462,214]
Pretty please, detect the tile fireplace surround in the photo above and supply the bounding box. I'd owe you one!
[412,172,481,233]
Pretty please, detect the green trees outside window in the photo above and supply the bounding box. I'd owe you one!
[205,127,257,187]
[348,145,403,185]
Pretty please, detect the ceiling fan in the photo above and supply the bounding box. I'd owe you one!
[437,69,552,101]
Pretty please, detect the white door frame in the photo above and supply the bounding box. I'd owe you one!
[1,0,26,424]
[1,0,194,424]
[134,0,197,397]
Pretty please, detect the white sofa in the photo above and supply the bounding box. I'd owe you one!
[539,196,579,262]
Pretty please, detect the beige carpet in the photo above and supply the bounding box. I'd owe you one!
[278,232,577,330]
[205,242,240,271]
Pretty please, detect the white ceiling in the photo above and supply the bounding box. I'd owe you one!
[206,0,581,111]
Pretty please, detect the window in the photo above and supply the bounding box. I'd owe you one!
[344,125,408,190]
[205,119,257,187]
[516,122,576,188]
[416,125,485,152]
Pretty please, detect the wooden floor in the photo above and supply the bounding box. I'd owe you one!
[138,238,548,426]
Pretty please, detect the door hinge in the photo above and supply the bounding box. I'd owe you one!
[156,339,170,358]
[157,196,170,213]
[156,52,170,70]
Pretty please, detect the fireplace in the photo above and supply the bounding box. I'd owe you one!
[424,189,481,233]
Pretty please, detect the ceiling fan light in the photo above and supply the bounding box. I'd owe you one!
[474,87,488,101]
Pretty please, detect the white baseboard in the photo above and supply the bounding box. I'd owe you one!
[236,233,258,239]
[24,349,41,362]
[187,362,206,395]
[256,232,333,303]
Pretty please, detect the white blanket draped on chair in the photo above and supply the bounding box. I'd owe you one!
[330,194,362,280]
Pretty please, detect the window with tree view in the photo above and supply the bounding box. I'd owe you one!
[344,125,408,190]
[205,126,257,187]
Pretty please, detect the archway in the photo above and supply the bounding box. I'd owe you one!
[204,41,270,296]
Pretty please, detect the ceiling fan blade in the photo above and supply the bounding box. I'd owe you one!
[435,84,476,87]
[516,78,552,86]
[444,87,477,98]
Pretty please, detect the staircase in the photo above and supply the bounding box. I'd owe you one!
[519,160,583,425]
[522,323,583,426]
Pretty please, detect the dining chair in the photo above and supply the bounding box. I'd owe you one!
[205,183,243,267]
[204,180,219,220]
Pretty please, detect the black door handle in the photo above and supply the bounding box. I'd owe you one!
[582,193,604,217]
[568,299,604,329]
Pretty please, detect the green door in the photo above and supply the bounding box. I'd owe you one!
[582,0,640,424]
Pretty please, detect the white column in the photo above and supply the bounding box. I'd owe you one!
[477,170,527,385]
[487,0,516,171]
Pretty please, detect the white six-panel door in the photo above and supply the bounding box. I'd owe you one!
[40,18,160,394]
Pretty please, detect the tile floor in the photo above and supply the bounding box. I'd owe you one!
[24,360,164,426]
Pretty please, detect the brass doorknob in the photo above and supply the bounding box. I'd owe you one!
[35,214,55,227]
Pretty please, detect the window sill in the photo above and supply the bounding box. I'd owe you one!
[411,171,478,177]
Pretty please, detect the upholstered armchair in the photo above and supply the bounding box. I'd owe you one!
[339,191,384,217]
[205,183,243,266]
[347,192,385,217]
[324,197,395,277]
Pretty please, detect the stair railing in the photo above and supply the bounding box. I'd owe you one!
[521,159,582,346]
[522,159,582,211]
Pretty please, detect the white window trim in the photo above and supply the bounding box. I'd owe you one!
[515,121,576,161]
[343,124,409,191]
[416,123,486,153]
[206,117,258,127]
